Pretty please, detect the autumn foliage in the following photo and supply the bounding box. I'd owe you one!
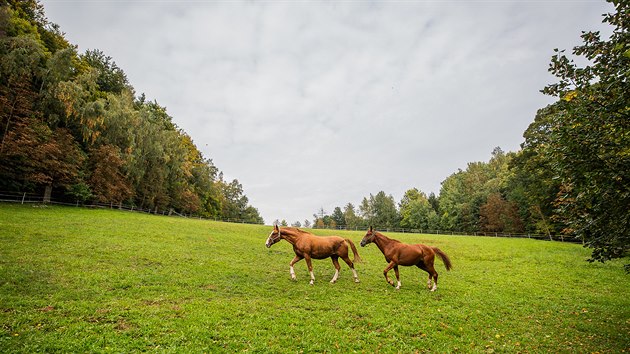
[0,1,263,223]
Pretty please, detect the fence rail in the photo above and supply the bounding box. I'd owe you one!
[0,191,263,225]
[1,190,581,243]
[311,224,582,243]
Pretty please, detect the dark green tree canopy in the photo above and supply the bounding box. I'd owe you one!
[0,1,263,224]
[537,0,629,269]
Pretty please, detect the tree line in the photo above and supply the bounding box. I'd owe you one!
[0,1,264,223]
[310,0,628,270]
[309,148,534,234]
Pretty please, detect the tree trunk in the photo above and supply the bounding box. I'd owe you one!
[43,185,52,203]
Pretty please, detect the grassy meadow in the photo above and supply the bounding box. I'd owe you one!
[0,204,628,353]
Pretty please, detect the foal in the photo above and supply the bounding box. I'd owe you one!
[266,225,361,285]
[360,227,452,291]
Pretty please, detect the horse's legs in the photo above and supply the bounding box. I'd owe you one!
[427,263,439,291]
[289,255,303,281]
[425,254,439,291]
[383,261,397,287]
[419,254,439,291]
[393,265,401,289]
[330,256,341,283]
[304,255,315,285]
[417,263,432,289]
[340,254,360,283]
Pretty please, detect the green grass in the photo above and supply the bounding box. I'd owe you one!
[0,204,628,353]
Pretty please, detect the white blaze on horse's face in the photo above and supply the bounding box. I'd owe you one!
[265,231,276,248]
[265,227,281,248]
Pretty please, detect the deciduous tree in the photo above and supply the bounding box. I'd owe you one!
[399,188,439,231]
[87,144,132,204]
[538,0,629,269]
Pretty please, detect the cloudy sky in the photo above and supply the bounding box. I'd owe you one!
[40,0,612,225]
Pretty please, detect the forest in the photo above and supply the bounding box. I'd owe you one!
[308,147,559,236]
[0,0,263,224]
[1,1,627,269]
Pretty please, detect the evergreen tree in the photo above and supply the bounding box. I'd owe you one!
[331,207,345,228]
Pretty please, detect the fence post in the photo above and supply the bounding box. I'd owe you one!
[21,192,26,204]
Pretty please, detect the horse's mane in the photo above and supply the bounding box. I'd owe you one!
[376,231,401,243]
[280,227,309,234]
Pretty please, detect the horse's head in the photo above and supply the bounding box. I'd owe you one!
[360,226,376,247]
[265,224,282,248]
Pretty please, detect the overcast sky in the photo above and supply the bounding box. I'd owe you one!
[40,0,613,225]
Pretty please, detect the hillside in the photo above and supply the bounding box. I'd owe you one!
[0,204,628,352]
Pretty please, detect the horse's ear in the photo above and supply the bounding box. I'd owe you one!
[274,224,279,230]
[369,226,373,232]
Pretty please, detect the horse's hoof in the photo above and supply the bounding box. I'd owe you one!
[329,280,337,284]
[354,279,360,283]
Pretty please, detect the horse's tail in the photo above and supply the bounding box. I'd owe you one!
[345,238,362,263]
[432,247,452,271]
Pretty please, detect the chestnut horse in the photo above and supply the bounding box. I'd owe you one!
[360,226,452,291]
[265,225,361,285]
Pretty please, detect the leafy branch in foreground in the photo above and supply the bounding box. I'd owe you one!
[538,0,629,270]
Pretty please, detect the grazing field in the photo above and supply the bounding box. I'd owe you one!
[0,204,628,353]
